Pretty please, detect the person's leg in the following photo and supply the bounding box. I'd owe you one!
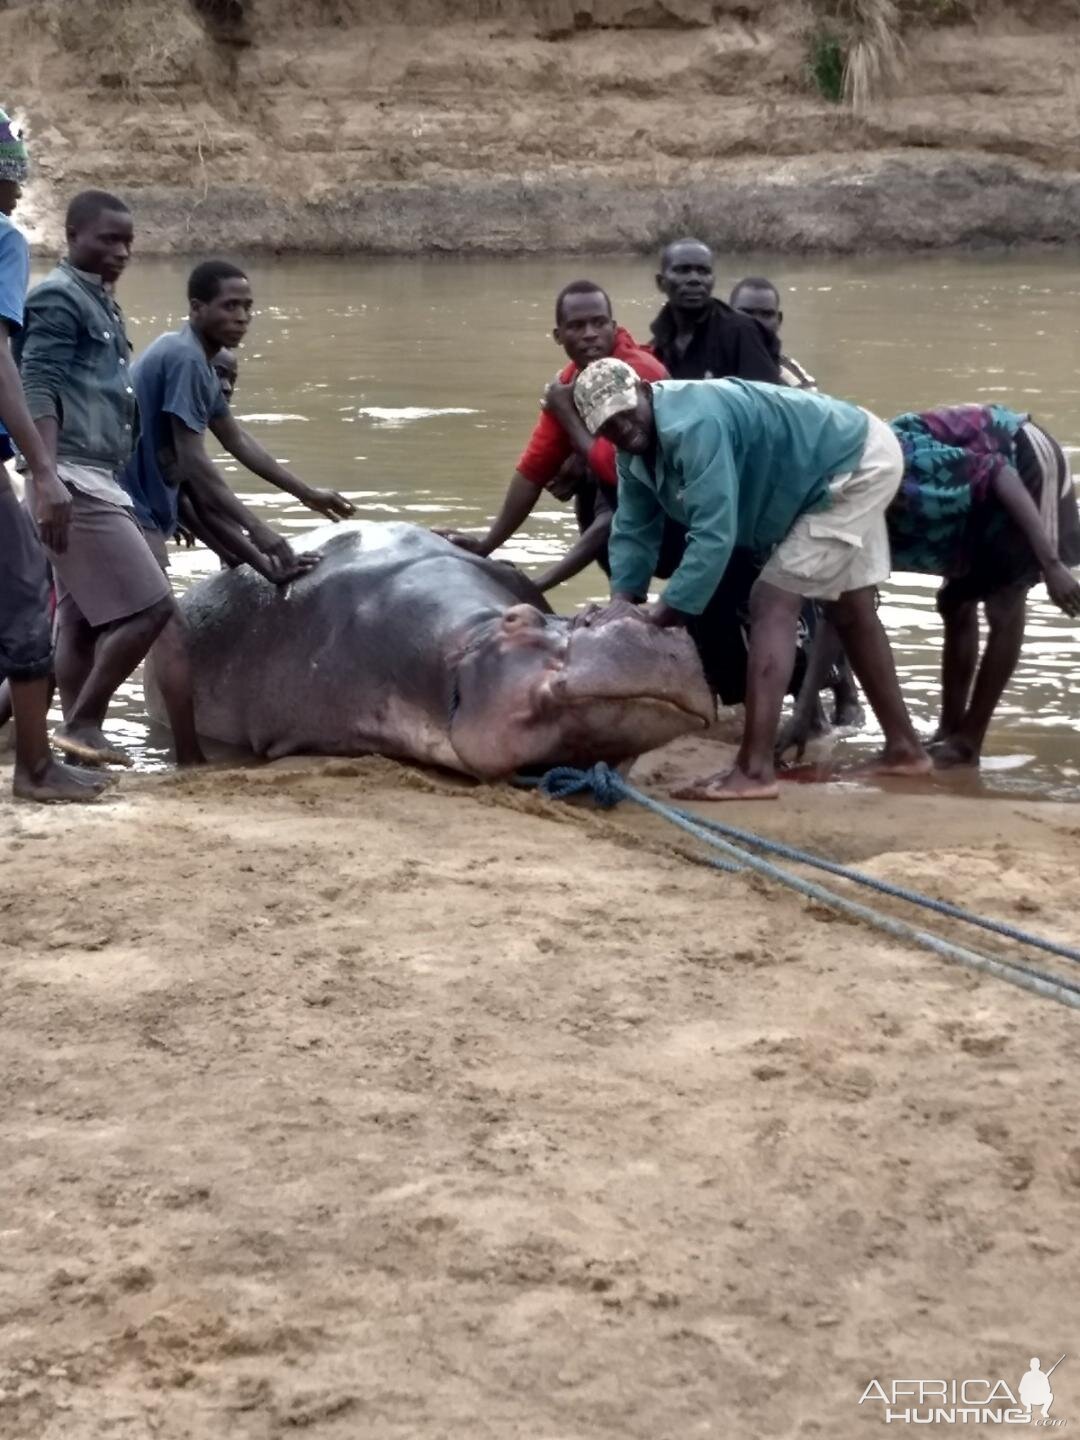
[831,652,865,730]
[53,600,96,719]
[147,614,205,766]
[932,584,1027,768]
[55,595,174,766]
[778,611,851,758]
[0,677,10,730]
[824,586,930,774]
[44,495,176,766]
[0,487,104,799]
[674,579,802,800]
[9,674,108,802]
[931,590,979,744]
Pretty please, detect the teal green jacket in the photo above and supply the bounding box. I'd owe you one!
[610,379,870,616]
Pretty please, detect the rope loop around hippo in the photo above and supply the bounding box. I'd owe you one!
[518,762,1080,1011]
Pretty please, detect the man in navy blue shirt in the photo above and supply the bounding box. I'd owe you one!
[121,259,354,760]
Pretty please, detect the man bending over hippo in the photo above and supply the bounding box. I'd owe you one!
[572,359,931,800]
[438,280,667,581]
[784,404,1080,767]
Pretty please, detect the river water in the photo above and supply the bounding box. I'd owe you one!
[30,251,1080,798]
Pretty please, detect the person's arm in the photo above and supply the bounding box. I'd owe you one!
[658,424,739,618]
[208,410,354,521]
[0,316,71,552]
[542,379,598,464]
[438,397,580,555]
[436,472,541,557]
[536,487,613,593]
[177,483,305,580]
[607,465,665,602]
[576,474,671,625]
[991,463,1080,615]
[170,418,314,582]
[176,486,248,568]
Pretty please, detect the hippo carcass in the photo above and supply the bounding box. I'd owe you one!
[147,522,714,778]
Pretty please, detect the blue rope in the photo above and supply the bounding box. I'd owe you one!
[520,763,1080,1011]
[678,809,1080,969]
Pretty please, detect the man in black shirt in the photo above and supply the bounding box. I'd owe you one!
[647,240,859,730]
[650,238,780,383]
[641,238,782,706]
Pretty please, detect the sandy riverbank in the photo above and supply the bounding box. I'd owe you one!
[2,736,1079,1438]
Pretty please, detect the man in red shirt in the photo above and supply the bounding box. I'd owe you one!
[438,280,666,573]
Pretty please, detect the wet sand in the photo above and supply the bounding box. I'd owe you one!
[2,735,1079,1438]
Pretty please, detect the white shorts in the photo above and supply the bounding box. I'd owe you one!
[760,409,903,602]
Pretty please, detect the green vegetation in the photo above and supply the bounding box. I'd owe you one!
[807,0,906,112]
[807,27,847,103]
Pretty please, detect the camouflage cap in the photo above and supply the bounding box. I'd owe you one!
[0,109,28,184]
[573,357,640,435]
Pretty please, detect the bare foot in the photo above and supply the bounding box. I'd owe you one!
[53,724,133,768]
[13,759,109,804]
[867,747,933,778]
[928,736,981,769]
[672,768,780,802]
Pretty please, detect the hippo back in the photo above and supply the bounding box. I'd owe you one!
[150,521,550,765]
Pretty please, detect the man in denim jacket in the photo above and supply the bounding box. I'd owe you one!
[16,189,177,768]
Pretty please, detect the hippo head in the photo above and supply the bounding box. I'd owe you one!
[448,603,714,780]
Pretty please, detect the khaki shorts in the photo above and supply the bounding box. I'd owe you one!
[761,410,903,601]
[47,487,173,629]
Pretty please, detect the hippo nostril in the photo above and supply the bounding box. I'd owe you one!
[502,604,546,632]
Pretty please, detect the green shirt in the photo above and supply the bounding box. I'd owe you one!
[610,379,870,616]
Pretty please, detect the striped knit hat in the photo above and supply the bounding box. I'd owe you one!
[0,108,28,183]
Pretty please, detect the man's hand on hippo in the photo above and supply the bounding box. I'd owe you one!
[432,529,492,557]
[299,486,356,522]
[643,599,689,628]
[573,596,649,630]
[250,523,295,566]
[271,551,321,585]
[574,596,688,630]
[247,525,322,585]
[251,548,321,586]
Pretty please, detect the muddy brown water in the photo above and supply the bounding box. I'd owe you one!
[30,251,1080,799]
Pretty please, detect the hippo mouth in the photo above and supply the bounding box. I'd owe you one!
[535,619,715,727]
[537,683,711,726]
[447,609,715,779]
